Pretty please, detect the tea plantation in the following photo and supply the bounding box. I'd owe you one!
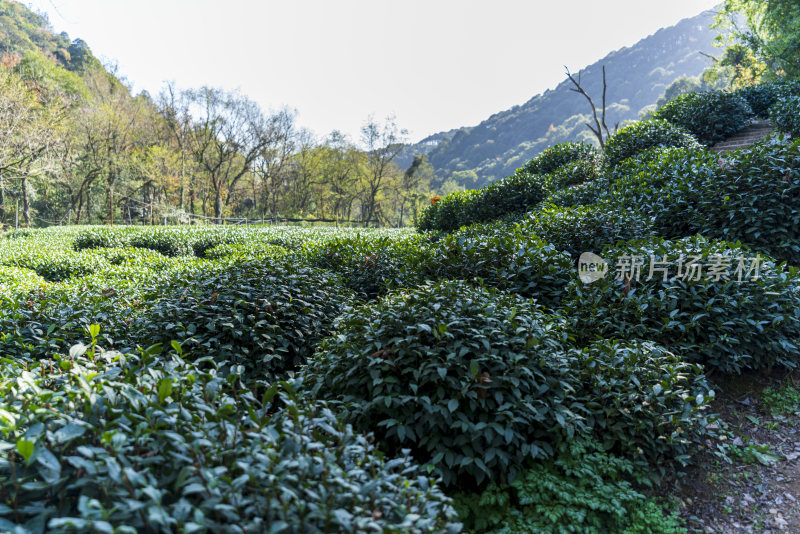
[1,82,800,532]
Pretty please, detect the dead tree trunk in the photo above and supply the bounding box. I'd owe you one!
[565,65,615,149]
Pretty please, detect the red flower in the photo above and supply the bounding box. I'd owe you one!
[430,196,441,204]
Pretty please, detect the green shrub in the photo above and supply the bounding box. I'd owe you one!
[563,235,800,372]
[417,170,551,232]
[73,227,130,250]
[303,281,714,487]
[203,241,289,261]
[303,280,577,487]
[696,139,800,265]
[132,258,354,380]
[543,179,609,208]
[453,440,686,534]
[0,342,461,532]
[0,249,111,282]
[417,189,477,233]
[603,120,701,169]
[525,141,599,175]
[549,158,602,189]
[604,146,720,239]
[128,229,195,257]
[430,225,574,308]
[735,83,781,118]
[653,91,752,145]
[770,95,800,137]
[520,204,655,258]
[302,233,434,299]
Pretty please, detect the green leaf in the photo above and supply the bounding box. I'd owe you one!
[157,378,173,404]
[16,438,34,464]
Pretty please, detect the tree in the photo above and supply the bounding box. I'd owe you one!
[715,0,800,79]
[185,87,273,223]
[359,115,406,225]
[565,65,616,149]
[0,69,64,226]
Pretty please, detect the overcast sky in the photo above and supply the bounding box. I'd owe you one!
[26,0,722,143]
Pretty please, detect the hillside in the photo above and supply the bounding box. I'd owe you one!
[402,9,720,188]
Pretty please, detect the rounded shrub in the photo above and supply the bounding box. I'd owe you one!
[131,257,355,380]
[520,204,655,258]
[548,158,602,190]
[303,281,714,487]
[563,235,800,372]
[603,120,700,169]
[0,345,461,532]
[524,141,599,176]
[302,233,434,299]
[128,229,194,257]
[73,227,132,250]
[735,83,781,118]
[430,224,574,308]
[303,280,576,487]
[416,170,551,233]
[653,90,753,145]
[769,94,800,138]
[696,139,800,265]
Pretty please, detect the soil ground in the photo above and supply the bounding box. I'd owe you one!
[660,369,800,533]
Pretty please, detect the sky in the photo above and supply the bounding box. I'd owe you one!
[26,0,722,143]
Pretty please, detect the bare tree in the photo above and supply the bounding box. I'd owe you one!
[565,65,617,149]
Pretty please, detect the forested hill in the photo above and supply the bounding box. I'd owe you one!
[403,9,720,188]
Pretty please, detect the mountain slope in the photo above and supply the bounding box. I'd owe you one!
[405,9,720,188]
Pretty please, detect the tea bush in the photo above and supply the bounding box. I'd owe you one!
[696,139,800,265]
[303,280,577,487]
[429,224,574,308]
[524,141,599,175]
[735,83,780,118]
[303,281,713,487]
[417,170,551,232]
[563,235,800,372]
[302,233,434,299]
[543,179,610,208]
[549,158,602,189]
[202,241,289,261]
[128,228,195,257]
[453,440,685,534]
[603,120,701,169]
[0,248,111,281]
[131,258,354,380]
[521,204,655,258]
[770,95,800,137]
[0,342,461,532]
[653,91,752,145]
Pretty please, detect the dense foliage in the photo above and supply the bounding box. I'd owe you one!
[303,281,714,487]
[563,236,800,372]
[652,91,752,145]
[417,170,551,232]
[602,120,701,169]
[523,141,599,176]
[0,339,460,532]
[453,440,685,534]
[770,94,800,137]
[131,258,354,381]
